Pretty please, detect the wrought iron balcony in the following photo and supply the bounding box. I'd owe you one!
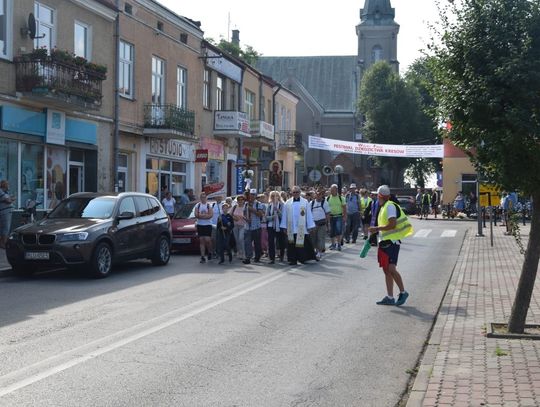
[277,130,303,152]
[143,103,196,140]
[14,57,104,109]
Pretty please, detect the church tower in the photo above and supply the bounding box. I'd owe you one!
[356,0,400,73]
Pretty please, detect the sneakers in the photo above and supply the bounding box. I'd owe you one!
[337,244,342,251]
[242,259,251,264]
[200,256,206,264]
[376,296,395,305]
[329,243,336,250]
[395,291,409,306]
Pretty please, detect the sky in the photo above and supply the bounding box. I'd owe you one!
[158,0,441,73]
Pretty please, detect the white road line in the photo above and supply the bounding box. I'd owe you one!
[441,229,457,238]
[413,229,432,238]
[0,269,289,397]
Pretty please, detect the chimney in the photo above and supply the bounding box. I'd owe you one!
[232,29,240,47]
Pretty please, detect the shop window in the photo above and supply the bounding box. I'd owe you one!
[21,143,44,210]
[46,147,67,209]
[0,0,13,59]
[0,139,18,203]
[172,161,186,173]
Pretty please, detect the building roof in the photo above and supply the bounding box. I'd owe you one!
[359,0,398,26]
[256,56,358,112]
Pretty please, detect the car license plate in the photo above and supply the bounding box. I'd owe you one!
[173,238,191,244]
[25,251,50,260]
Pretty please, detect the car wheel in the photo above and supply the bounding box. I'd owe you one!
[12,264,34,278]
[88,242,113,278]
[151,235,170,266]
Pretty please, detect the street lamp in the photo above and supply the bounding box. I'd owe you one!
[334,165,344,194]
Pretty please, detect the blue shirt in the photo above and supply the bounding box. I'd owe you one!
[370,199,379,227]
[346,193,360,214]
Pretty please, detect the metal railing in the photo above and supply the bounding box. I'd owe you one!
[14,58,104,108]
[143,103,195,136]
[277,130,302,151]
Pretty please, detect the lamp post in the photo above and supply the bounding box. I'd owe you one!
[334,165,344,194]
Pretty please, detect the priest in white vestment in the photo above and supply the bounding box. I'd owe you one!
[280,187,317,265]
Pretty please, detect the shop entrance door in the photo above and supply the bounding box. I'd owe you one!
[69,164,84,195]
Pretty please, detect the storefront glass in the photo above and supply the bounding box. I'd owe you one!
[146,157,187,200]
[47,146,67,209]
[0,139,18,202]
[21,143,44,209]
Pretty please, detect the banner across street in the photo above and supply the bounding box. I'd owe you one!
[308,135,444,158]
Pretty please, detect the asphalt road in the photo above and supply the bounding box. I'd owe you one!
[0,219,471,407]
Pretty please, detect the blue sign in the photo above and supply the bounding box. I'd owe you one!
[236,159,245,194]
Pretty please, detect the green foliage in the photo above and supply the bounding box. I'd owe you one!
[215,38,261,66]
[430,0,540,195]
[358,62,438,185]
[405,158,438,188]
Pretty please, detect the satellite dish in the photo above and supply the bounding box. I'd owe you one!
[27,13,45,39]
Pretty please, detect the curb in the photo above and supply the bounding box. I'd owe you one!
[404,229,470,407]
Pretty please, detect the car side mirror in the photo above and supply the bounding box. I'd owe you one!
[117,211,135,220]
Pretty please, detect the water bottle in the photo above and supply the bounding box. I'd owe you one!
[359,239,371,258]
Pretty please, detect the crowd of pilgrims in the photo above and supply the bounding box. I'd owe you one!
[194,183,385,266]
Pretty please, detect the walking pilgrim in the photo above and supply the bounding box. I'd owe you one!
[280,186,317,265]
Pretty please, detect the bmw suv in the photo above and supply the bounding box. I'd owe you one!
[6,192,172,278]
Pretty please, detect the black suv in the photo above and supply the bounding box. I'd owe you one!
[6,192,171,278]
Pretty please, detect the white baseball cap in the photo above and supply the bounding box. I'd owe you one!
[350,183,357,189]
[377,185,391,196]
[249,188,257,194]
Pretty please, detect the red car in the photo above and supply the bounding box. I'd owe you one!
[171,201,216,253]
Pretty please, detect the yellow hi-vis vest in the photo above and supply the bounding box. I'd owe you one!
[377,200,414,241]
[360,196,372,212]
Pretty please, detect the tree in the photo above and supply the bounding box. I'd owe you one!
[431,0,540,333]
[358,62,435,186]
[404,57,443,187]
[207,37,261,66]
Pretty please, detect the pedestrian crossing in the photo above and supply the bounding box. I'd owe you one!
[413,229,457,238]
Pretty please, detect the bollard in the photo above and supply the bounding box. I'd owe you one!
[523,208,526,226]
[482,207,486,228]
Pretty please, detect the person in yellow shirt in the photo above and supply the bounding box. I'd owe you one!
[327,184,347,251]
[368,185,414,306]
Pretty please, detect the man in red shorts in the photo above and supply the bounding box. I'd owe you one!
[369,185,414,306]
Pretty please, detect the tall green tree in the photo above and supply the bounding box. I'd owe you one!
[358,62,435,186]
[431,0,540,333]
[404,57,443,187]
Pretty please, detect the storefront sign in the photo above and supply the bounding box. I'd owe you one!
[148,138,194,160]
[236,159,245,194]
[195,149,209,163]
[214,111,251,137]
[308,135,444,158]
[250,121,274,140]
[46,110,66,145]
[201,137,225,161]
[203,182,226,198]
[205,49,242,83]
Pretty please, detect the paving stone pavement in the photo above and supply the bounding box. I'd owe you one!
[407,222,540,407]
[0,248,8,272]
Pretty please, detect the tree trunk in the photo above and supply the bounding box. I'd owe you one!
[508,192,540,333]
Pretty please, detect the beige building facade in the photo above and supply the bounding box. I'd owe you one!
[0,0,116,219]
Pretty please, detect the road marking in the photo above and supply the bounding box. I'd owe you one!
[441,229,457,238]
[0,269,290,397]
[414,229,432,238]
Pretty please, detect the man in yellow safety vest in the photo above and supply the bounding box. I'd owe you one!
[368,185,414,306]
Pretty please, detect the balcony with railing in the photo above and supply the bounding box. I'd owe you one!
[14,56,105,110]
[143,104,196,141]
[277,130,303,152]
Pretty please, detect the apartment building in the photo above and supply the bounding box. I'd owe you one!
[116,0,204,198]
[0,0,116,216]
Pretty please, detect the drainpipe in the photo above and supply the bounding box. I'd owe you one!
[113,0,120,192]
[272,83,282,160]
[237,69,245,193]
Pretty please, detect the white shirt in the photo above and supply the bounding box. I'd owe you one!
[162,197,176,214]
[311,199,330,222]
[280,197,315,234]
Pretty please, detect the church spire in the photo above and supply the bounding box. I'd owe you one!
[360,0,395,23]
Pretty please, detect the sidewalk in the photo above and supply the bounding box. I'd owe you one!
[407,223,540,407]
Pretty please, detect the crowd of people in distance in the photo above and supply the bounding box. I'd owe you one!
[193,183,414,306]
